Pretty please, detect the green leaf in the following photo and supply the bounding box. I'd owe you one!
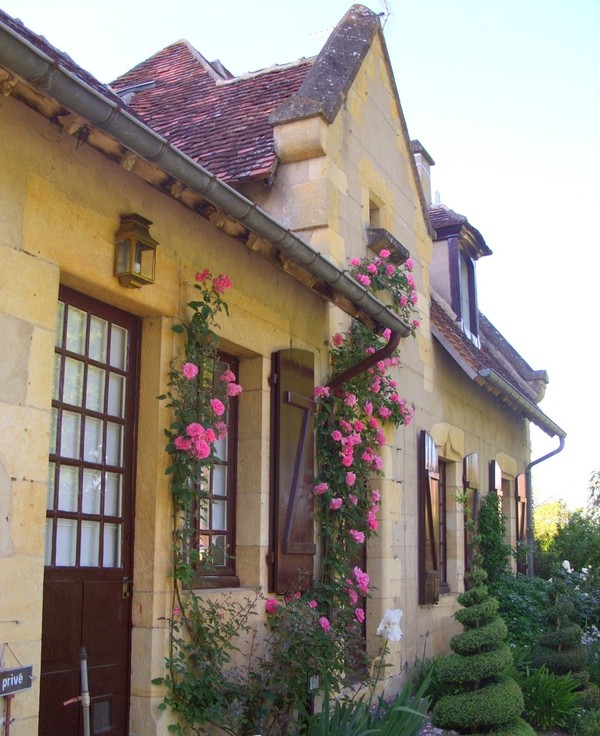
[171,324,184,333]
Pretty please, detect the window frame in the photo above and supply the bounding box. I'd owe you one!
[189,352,240,589]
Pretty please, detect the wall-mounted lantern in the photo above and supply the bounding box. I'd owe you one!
[114,213,158,287]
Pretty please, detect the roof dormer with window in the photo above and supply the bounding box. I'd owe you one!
[428,204,492,346]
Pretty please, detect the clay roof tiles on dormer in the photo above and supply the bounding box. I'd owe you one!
[111,41,314,183]
[428,203,492,260]
[430,297,548,405]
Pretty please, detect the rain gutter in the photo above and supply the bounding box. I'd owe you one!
[0,19,411,338]
[478,368,567,578]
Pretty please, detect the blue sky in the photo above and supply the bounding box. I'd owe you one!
[3,0,599,509]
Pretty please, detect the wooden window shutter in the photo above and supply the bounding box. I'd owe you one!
[270,349,316,594]
[515,473,527,574]
[463,453,479,578]
[419,430,440,605]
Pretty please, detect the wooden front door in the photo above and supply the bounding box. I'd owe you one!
[40,287,138,736]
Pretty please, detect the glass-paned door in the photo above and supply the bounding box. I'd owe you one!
[40,286,139,736]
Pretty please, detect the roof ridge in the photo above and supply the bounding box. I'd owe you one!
[217,56,316,86]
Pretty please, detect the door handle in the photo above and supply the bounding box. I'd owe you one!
[122,577,133,598]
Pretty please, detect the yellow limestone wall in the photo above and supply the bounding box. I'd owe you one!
[262,32,531,690]
[0,97,330,735]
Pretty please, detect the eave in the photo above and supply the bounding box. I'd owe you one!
[0,16,410,338]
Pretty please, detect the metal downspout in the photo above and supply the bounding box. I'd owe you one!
[0,21,412,337]
[525,435,566,577]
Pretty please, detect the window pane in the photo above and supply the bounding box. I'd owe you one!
[56,519,77,566]
[84,417,103,463]
[58,465,79,512]
[212,500,227,530]
[103,523,122,567]
[89,316,108,362]
[211,535,227,566]
[82,469,102,514]
[109,325,127,370]
[107,373,125,418]
[104,473,122,517]
[80,521,100,566]
[60,410,81,458]
[47,463,56,510]
[66,306,87,354]
[50,408,58,455]
[54,301,65,348]
[63,357,84,406]
[105,422,123,467]
[214,435,228,461]
[197,498,210,530]
[52,354,61,401]
[86,366,106,412]
[212,465,227,495]
[44,518,53,565]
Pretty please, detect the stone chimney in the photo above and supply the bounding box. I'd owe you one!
[411,140,435,206]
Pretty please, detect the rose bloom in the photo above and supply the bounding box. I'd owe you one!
[314,482,329,495]
[355,607,365,623]
[367,263,378,274]
[193,438,211,459]
[186,422,205,438]
[265,599,279,614]
[182,362,199,380]
[219,369,236,383]
[214,421,228,440]
[405,257,414,270]
[308,600,318,609]
[345,472,357,487]
[210,398,225,416]
[349,529,365,544]
[174,436,192,452]
[314,385,330,398]
[332,332,344,347]
[331,430,343,442]
[213,274,232,294]
[319,616,331,632]
[356,274,371,287]
[379,249,390,258]
[349,257,361,266]
[347,587,358,605]
[227,383,243,397]
[195,268,210,282]
[329,497,343,510]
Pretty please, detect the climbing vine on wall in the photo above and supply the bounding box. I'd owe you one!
[154,251,420,735]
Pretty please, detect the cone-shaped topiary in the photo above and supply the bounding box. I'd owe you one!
[432,566,534,736]
[532,565,600,707]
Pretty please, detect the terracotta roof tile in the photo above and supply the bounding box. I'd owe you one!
[0,8,127,109]
[430,297,546,404]
[111,42,314,183]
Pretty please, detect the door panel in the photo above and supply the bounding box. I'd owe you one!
[40,288,138,736]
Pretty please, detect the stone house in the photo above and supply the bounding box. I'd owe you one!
[0,4,564,735]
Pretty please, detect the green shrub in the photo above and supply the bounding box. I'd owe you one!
[515,665,580,731]
[454,597,499,627]
[451,618,508,656]
[433,676,523,731]
[570,708,600,736]
[488,573,550,648]
[436,645,513,686]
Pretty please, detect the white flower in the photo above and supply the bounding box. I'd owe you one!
[376,609,403,642]
[562,560,572,573]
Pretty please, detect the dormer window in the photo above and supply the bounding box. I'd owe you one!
[428,204,492,348]
[458,251,478,344]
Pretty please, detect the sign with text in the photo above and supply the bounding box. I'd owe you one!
[1,666,33,696]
